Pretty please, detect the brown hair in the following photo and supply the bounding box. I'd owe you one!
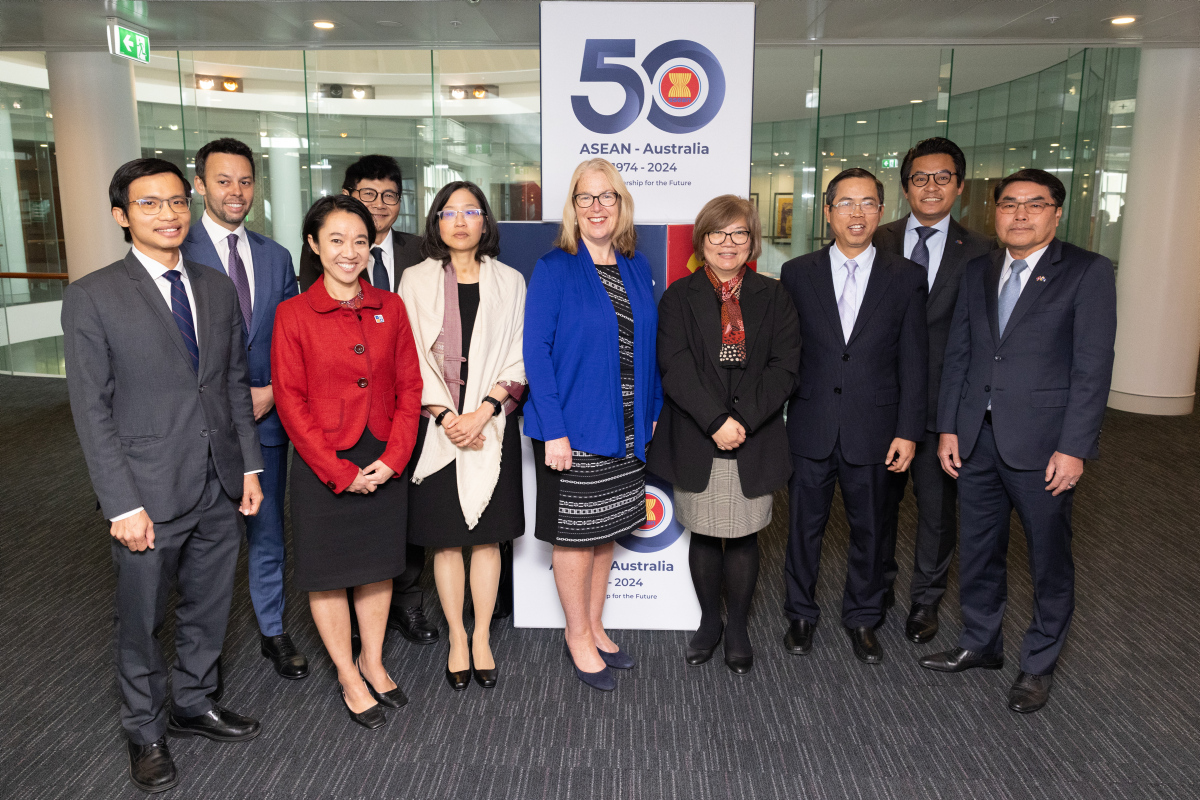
[692,194,762,264]
[553,158,638,258]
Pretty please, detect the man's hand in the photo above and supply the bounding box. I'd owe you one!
[886,438,917,472]
[250,385,275,421]
[1045,452,1084,496]
[240,474,263,515]
[112,510,155,552]
[712,417,747,450]
[938,433,961,478]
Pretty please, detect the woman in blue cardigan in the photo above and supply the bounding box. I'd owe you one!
[524,158,662,691]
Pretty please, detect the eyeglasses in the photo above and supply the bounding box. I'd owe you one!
[908,170,958,187]
[436,208,484,221]
[130,197,190,214]
[995,200,1057,215]
[574,191,618,208]
[705,229,751,245]
[830,200,881,216]
[354,188,401,205]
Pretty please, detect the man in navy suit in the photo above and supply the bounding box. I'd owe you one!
[922,168,1117,714]
[779,168,928,664]
[181,138,307,681]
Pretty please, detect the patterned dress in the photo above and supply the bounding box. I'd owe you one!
[533,263,647,546]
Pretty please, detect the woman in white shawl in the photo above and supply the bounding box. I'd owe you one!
[399,181,526,692]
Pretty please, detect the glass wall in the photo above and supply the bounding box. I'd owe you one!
[0,45,1139,375]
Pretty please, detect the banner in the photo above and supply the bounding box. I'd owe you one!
[539,1,756,223]
[514,424,701,630]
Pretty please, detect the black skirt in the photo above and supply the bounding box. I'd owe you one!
[407,414,524,548]
[290,430,407,592]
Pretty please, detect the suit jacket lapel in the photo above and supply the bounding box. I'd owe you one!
[391,231,404,292]
[806,247,843,341]
[246,232,272,343]
[185,224,223,274]
[927,218,964,308]
[124,252,196,373]
[187,262,213,378]
[876,216,906,257]
[847,251,894,346]
[687,271,728,386]
[999,238,1059,345]
[985,249,1004,345]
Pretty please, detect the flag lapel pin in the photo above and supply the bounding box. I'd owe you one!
[374,314,385,323]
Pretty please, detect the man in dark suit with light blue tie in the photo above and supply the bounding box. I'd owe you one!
[923,168,1117,714]
[779,168,928,665]
[181,138,307,681]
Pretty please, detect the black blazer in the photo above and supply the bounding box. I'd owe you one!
[780,245,928,465]
[873,214,996,431]
[937,238,1117,470]
[647,268,800,497]
[298,229,424,292]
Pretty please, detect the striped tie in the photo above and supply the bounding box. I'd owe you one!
[162,269,200,373]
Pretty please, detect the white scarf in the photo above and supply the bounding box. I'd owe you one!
[399,256,526,528]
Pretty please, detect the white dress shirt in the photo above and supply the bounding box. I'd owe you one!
[903,213,951,287]
[999,244,1048,299]
[201,212,255,307]
[830,242,876,326]
[373,230,396,292]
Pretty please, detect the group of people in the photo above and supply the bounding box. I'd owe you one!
[62,134,1117,795]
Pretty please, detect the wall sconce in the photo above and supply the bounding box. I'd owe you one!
[196,74,242,92]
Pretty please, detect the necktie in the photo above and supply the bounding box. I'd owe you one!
[226,233,253,331]
[910,226,936,288]
[838,259,859,342]
[162,269,200,373]
[998,259,1029,335]
[371,246,387,291]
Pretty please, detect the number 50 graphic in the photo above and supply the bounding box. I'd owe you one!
[571,39,726,135]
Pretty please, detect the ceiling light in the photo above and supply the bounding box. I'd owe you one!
[11,102,19,109]
[416,125,425,128]
[154,150,162,154]
[198,77,215,90]
[377,20,403,27]
[45,112,52,118]
[340,132,348,138]
[779,163,785,166]
[910,99,922,104]
[313,20,335,29]
[856,120,866,124]
[450,87,466,100]
[1050,142,1060,146]
[222,79,240,92]
[259,130,268,136]
[472,86,488,99]
[168,124,178,131]
[1111,16,1137,25]
[352,87,366,100]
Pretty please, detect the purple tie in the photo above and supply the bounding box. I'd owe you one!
[838,259,859,342]
[226,233,252,331]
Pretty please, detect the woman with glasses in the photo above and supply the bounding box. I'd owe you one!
[648,195,799,674]
[399,181,526,692]
[524,158,663,691]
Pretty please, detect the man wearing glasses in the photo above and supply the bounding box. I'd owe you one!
[923,168,1116,714]
[779,168,928,665]
[298,154,439,647]
[873,138,996,645]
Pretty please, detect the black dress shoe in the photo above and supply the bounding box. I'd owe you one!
[357,659,408,709]
[445,664,471,691]
[208,656,224,704]
[1008,671,1053,714]
[128,737,179,794]
[904,604,940,644]
[261,633,309,680]
[783,619,815,655]
[919,647,1004,673]
[847,626,883,664]
[167,706,261,742]
[472,657,499,689]
[340,686,386,730]
[686,628,722,666]
[388,605,439,645]
[724,644,753,675]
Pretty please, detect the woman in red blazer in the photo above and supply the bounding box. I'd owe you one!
[272,195,422,730]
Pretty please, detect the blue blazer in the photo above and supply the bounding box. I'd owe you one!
[523,246,663,461]
[937,238,1117,470]
[181,223,299,447]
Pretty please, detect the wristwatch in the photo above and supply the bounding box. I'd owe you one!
[482,396,503,417]
[434,409,452,427]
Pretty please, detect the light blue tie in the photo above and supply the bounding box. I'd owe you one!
[998,259,1028,335]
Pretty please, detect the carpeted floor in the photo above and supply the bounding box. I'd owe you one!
[2,373,1198,800]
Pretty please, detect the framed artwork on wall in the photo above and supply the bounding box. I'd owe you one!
[772,192,793,243]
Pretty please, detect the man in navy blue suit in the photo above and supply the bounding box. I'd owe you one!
[922,168,1117,714]
[181,138,307,681]
[779,168,928,665]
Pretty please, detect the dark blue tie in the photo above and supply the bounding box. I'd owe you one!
[910,226,936,288]
[162,269,200,373]
[371,246,387,291]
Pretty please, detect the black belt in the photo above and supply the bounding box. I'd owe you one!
[983,409,993,425]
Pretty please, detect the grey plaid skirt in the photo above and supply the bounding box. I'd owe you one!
[674,458,773,539]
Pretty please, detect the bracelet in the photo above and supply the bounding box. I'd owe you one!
[434,409,452,427]
[482,396,503,417]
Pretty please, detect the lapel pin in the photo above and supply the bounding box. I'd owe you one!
[374,314,385,323]
[955,239,963,245]
[1035,276,1046,282]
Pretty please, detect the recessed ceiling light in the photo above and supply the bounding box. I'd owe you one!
[1050,143,1060,146]
[313,20,335,29]
[1111,16,1137,25]
[856,120,867,124]
[910,99,922,104]
[377,20,403,27]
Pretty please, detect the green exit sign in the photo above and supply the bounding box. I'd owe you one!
[881,157,900,169]
[107,19,150,64]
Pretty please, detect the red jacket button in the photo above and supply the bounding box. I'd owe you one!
[326,480,336,490]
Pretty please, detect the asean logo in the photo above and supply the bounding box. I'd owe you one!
[659,65,701,110]
[617,476,686,553]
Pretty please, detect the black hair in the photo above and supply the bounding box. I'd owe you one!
[302,195,377,252]
[108,158,190,243]
[194,137,256,181]
[993,168,1067,207]
[900,137,967,189]
[342,154,403,194]
[420,181,501,263]
[824,167,884,207]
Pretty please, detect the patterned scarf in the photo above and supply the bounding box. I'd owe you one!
[704,265,747,367]
[337,290,365,311]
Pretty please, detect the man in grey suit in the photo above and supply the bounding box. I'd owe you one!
[873,138,996,644]
[922,168,1117,714]
[63,158,265,793]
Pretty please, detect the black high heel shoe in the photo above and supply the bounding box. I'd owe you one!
[686,627,723,666]
[340,684,386,730]
[446,640,471,692]
[471,644,499,689]
[356,658,408,709]
[563,643,615,691]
